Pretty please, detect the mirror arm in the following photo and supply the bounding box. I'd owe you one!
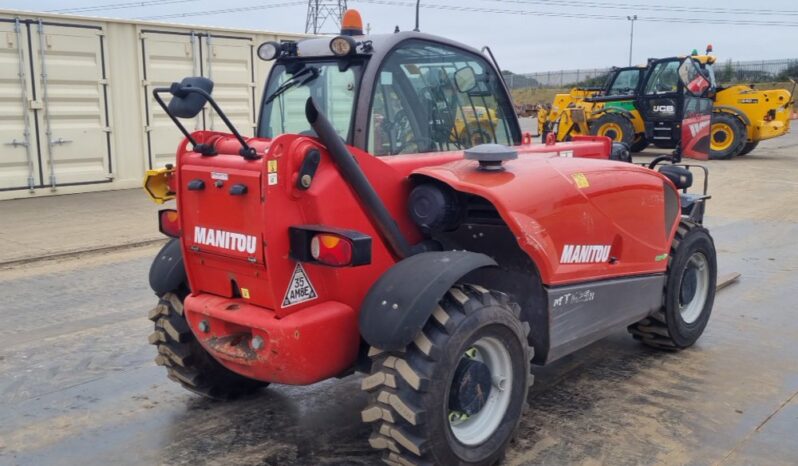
[185,88,260,160]
[153,88,199,148]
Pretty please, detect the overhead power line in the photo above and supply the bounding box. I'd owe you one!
[483,0,798,17]
[49,0,198,14]
[352,0,798,27]
[138,2,306,20]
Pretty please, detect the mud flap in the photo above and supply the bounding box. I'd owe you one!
[149,238,187,296]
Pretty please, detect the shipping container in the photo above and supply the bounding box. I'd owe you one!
[0,9,308,200]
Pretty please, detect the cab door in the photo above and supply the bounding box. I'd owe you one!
[637,58,683,147]
[677,58,713,159]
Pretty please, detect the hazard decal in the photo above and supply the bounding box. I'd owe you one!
[282,263,318,307]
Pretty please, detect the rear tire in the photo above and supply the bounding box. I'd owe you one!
[629,134,649,153]
[361,285,532,466]
[148,291,266,399]
[589,113,635,148]
[738,141,759,156]
[709,113,746,160]
[628,222,717,349]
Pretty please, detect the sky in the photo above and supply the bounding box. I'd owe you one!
[5,0,798,72]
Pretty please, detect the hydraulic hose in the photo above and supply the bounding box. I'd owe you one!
[305,97,414,259]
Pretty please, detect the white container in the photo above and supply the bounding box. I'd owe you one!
[0,9,308,199]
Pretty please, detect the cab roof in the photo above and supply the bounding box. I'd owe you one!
[291,31,484,61]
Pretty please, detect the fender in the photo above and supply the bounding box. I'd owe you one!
[593,106,634,120]
[149,238,187,295]
[712,106,751,128]
[359,251,497,351]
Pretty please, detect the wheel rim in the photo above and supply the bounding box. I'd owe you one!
[711,123,734,151]
[448,336,513,446]
[679,252,710,324]
[598,122,622,142]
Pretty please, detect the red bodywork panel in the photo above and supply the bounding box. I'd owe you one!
[173,131,678,384]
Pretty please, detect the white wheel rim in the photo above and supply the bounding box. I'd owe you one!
[449,336,514,446]
[680,252,709,324]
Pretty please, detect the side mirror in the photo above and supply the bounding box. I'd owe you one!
[454,66,477,94]
[167,77,214,118]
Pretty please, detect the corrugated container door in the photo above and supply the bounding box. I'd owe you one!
[0,18,41,191]
[29,21,113,187]
[203,34,256,136]
[140,30,201,168]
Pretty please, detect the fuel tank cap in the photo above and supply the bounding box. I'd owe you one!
[464,144,518,171]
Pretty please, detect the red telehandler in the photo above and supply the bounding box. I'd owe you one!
[143,10,717,465]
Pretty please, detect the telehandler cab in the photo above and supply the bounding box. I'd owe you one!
[143,11,718,465]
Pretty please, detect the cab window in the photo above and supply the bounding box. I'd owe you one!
[607,69,639,95]
[644,60,681,95]
[368,40,516,156]
[259,60,361,140]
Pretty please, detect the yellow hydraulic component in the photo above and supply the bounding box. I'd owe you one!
[540,87,644,142]
[143,166,176,204]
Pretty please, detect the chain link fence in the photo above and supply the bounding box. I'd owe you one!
[504,58,798,89]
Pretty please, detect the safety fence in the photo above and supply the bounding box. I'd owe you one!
[504,58,798,89]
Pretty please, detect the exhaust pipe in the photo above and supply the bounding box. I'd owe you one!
[305,98,414,259]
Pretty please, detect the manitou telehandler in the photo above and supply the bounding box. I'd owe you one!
[540,48,794,159]
[143,10,718,465]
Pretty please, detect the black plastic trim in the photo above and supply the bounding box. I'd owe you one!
[289,225,372,267]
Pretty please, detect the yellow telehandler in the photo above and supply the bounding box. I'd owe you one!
[539,48,794,159]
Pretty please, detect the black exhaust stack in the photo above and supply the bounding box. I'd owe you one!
[305,98,414,259]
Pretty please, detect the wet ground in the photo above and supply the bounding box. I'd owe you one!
[1,132,797,465]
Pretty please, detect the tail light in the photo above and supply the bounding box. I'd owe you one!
[290,226,371,267]
[311,234,353,266]
[159,209,180,238]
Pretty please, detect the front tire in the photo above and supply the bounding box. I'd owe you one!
[148,291,266,399]
[361,285,532,465]
[628,222,717,349]
[589,113,635,148]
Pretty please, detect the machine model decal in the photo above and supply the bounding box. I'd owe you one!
[559,150,574,158]
[738,98,758,104]
[552,289,596,307]
[211,171,229,181]
[282,263,318,307]
[560,244,611,264]
[193,226,257,254]
[571,172,590,188]
[688,119,711,137]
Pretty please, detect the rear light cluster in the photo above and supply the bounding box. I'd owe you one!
[159,209,180,238]
[311,234,353,267]
[290,226,371,267]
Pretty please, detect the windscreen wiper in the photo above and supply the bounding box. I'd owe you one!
[265,66,320,105]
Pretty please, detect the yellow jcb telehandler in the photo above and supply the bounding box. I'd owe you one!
[539,48,794,159]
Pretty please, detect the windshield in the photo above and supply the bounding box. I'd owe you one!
[607,69,640,96]
[258,60,362,140]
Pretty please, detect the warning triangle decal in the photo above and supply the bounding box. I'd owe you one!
[282,263,318,307]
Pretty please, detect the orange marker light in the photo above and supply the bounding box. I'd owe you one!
[341,9,363,36]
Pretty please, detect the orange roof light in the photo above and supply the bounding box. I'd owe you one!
[706,44,713,53]
[341,9,363,36]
